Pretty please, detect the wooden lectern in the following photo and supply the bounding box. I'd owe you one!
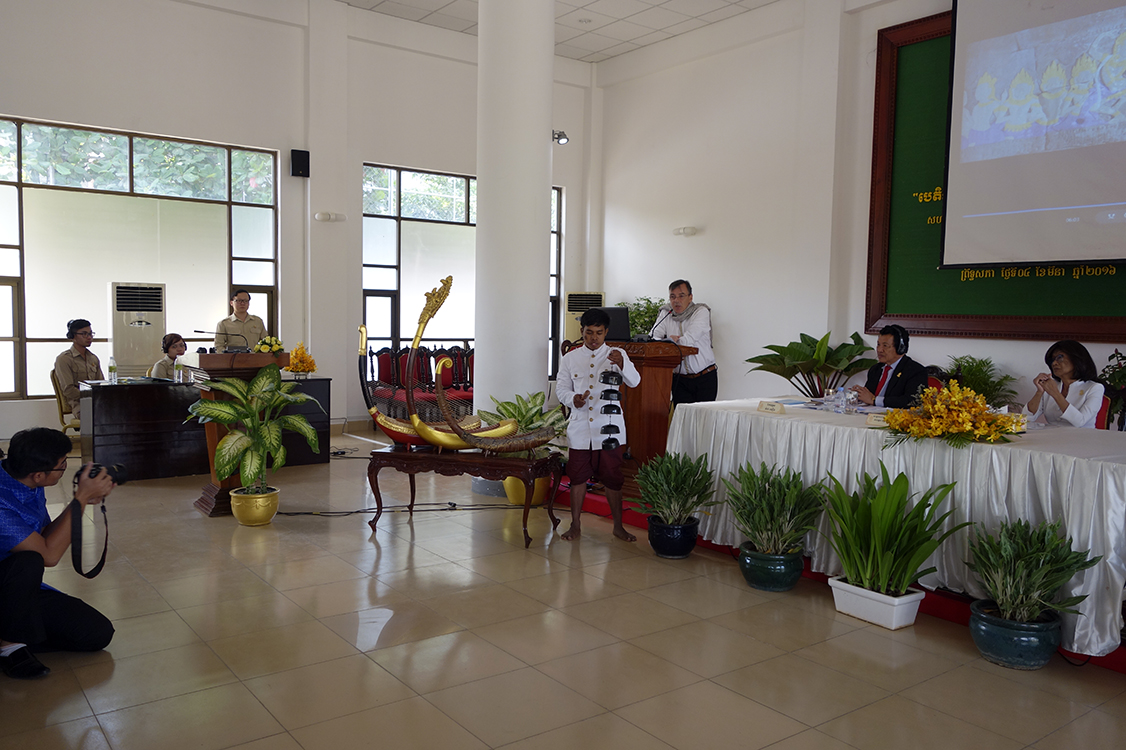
[180,352,291,517]
[610,341,697,498]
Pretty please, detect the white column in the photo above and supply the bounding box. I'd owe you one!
[474,0,555,408]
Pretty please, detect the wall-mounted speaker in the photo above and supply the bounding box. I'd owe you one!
[291,149,310,178]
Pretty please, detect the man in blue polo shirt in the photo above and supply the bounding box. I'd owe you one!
[0,428,115,679]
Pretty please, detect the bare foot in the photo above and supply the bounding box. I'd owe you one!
[613,527,637,542]
[561,524,581,541]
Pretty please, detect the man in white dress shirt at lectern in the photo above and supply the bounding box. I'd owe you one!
[652,279,717,406]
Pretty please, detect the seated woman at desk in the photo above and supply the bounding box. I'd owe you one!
[1026,340,1104,428]
[151,333,188,380]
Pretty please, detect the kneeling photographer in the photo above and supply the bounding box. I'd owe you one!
[0,427,116,679]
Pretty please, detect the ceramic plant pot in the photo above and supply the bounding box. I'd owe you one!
[647,515,699,559]
[230,487,280,526]
[738,543,804,591]
[968,599,1061,670]
[828,576,924,630]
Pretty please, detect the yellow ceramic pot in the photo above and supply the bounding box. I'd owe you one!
[503,476,550,506]
[230,487,280,526]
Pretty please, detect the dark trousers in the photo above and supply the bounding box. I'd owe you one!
[0,550,114,652]
[671,368,718,406]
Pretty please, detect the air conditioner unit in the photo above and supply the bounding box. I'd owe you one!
[563,291,605,343]
[109,282,166,378]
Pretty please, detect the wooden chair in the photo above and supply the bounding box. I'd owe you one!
[927,376,944,391]
[1096,395,1111,430]
[49,370,81,435]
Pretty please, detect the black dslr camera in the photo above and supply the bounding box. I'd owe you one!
[87,463,128,485]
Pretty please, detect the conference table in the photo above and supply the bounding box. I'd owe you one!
[666,398,1126,657]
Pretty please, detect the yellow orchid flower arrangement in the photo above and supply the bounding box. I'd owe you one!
[253,336,284,354]
[884,381,1025,449]
[284,342,317,373]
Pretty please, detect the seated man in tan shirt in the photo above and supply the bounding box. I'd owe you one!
[214,289,266,352]
[53,319,103,419]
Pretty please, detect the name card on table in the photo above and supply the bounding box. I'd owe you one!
[866,413,887,426]
[757,401,786,414]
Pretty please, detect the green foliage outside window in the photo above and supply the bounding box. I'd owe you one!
[21,124,129,191]
[617,296,665,338]
[401,171,466,222]
[363,165,397,216]
[133,138,227,201]
[0,121,16,182]
[232,150,274,205]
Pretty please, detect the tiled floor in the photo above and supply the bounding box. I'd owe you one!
[3,432,1125,749]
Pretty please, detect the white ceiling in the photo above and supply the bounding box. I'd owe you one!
[342,0,780,62]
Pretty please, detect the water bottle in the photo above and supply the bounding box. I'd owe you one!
[833,386,846,413]
[108,356,118,384]
[174,361,184,383]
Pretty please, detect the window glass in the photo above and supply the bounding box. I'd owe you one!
[0,341,13,393]
[399,221,475,339]
[232,205,274,259]
[551,191,558,232]
[549,236,558,275]
[233,260,274,286]
[365,296,392,338]
[0,285,12,336]
[232,150,274,205]
[401,171,467,222]
[363,266,397,291]
[21,124,129,192]
[362,216,397,265]
[22,189,229,339]
[469,178,477,225]
[0,248,18,276]
[363,165,397,216]
[133,138,227,201]
[0,185,18,245]
[0,121,16,182]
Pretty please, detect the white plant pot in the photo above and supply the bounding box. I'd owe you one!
[828,577,925,630]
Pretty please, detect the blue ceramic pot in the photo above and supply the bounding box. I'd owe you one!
[738,543,804,591]
[969,599,1061,670]
[647,515,699,559]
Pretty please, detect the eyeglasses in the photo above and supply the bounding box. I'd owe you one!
[233,297,251,304]
[669,293,690,301]
[76,330,95,337]
[44,458,68,474]
[1051,354,1068,363]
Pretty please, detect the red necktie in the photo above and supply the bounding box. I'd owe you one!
[875,365,892,396]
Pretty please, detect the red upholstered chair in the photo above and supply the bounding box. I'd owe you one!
[466,350,474,388]
[374,347,396,388]
[927,376,944,391]
[1096,395,1111,430]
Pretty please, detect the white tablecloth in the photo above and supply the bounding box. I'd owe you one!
[667,398,1126,656]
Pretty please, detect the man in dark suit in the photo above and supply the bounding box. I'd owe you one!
[850,324,928,408]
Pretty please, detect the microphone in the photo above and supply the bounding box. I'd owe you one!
[195,329,250,353]
[649,308,673,339]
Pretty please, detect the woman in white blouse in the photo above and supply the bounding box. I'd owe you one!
[1027,340,1105,428]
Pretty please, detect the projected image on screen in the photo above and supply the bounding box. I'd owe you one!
[944,1,1126,267]
[961,14,1126,162]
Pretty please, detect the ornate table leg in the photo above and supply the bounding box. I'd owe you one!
[521,476,536,548]
[367,465,384,531]
[546,468,563,532]
[408,474,417,514]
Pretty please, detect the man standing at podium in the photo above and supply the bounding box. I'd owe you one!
[214,289,266,352]
[652,280,717,405]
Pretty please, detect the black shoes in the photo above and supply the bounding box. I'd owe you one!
[0,647,50,679]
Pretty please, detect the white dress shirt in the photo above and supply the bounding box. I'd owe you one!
[652,305,715,375]
[556,343,641,449]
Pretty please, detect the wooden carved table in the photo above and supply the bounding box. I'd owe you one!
[366,447,565,547]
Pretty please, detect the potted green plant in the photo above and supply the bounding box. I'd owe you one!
[723,463,823,591]
[616,296,665,339]
[187,363,323,526]
[632,452,718,559]
[945,354,1018,408]
[1099,348,1126,430]
[745,332,877,398]
[822,462,966,629]
[966,519,1101,670]
[478,391,567,505]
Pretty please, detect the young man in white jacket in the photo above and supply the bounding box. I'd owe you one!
[556,309,641,541]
